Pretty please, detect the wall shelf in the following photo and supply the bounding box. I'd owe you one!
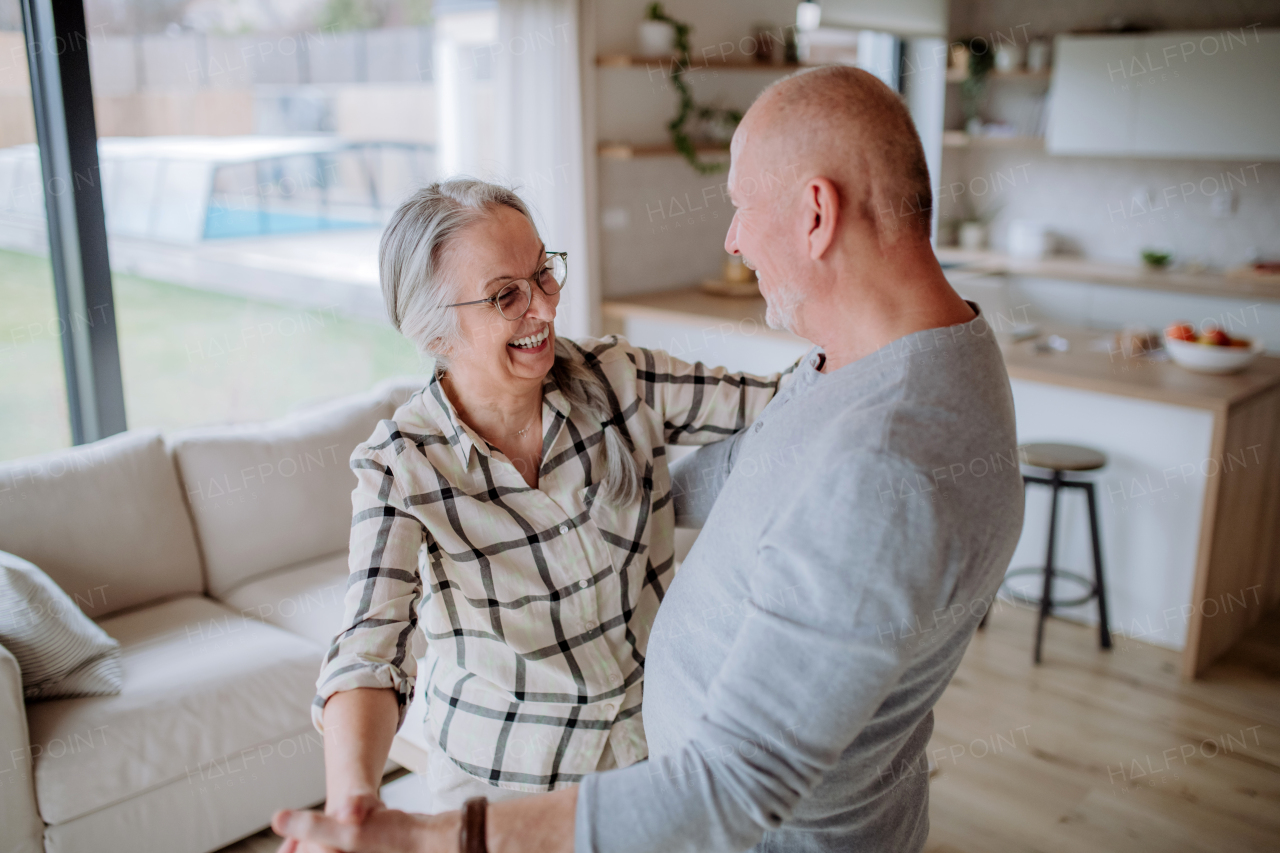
[942,131,1044,150]
[597,54,800,72]
[598,141,730,159]
[945,68,1052,83]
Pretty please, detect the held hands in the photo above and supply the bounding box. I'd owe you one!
[273,794,462,853]
[275,791,383,853]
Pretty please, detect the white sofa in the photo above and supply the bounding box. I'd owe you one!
[0,378,425,853]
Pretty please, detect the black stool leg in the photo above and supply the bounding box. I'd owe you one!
[1083,481,1112,649]
[1034,471,1061,664]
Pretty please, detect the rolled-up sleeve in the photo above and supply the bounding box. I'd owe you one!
[312,441,425,732]
[627,344,794,446]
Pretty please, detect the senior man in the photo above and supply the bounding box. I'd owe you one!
[276,64,1024,853]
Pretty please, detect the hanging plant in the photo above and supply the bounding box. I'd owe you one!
[645,3,740,175]
[960,36,996,124]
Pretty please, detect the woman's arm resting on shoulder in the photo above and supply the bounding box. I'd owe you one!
[623,341,796,446]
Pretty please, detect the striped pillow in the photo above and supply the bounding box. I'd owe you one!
[0,550,123,701]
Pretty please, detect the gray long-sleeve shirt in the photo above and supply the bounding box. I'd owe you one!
[574,306,1025,852]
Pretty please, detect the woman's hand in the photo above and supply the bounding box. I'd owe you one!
[273,805,461,853]
[275,792,387,853]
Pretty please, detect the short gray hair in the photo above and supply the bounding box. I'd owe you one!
[380,178,534,365]
[380,178,642,506]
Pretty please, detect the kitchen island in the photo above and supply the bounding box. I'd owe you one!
[602,285,1280,678]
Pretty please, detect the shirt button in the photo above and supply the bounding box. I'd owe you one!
[578,579,589,589]
[585,620,597,630]
[604,704,617,715]
[754,422,763,433]
[559,524,569,535]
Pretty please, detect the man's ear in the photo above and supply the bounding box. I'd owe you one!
[804,177,840,261]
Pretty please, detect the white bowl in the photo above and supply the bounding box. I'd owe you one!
[1164,336,1263,374]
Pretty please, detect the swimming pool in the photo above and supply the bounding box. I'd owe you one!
[204,206,375,239]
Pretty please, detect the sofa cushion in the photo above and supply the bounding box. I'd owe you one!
[40,728,325,853]
[374,376,428,411]
[219,551,350,648]
[25,595,322,826]
[0,550,122,700]
[170,389,392,599]
[0,430,204,619]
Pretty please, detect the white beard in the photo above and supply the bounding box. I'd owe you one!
[764,279,804,332]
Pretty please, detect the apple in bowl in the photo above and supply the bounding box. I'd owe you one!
[1163,321,1263,374]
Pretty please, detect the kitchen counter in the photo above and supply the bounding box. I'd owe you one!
[999,325,1280,412]
[602,285,794,340]
[935,248,1280,302]
[602,286,1280,679]
[604,285,1280,410]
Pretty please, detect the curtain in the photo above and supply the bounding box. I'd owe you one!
[493,0,593,339]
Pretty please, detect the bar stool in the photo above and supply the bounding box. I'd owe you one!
[986,442,1112,664]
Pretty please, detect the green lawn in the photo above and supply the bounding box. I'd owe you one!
[1,248,427,462]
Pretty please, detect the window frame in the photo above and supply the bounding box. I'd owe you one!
[19,0,126,445]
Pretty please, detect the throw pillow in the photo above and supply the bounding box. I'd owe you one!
[0,550,123,700]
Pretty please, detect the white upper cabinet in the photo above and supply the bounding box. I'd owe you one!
[819,0,947,37]
[1045,36,1140,157]
[1047,29,1280,161]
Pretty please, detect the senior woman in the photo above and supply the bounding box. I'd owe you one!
[307,178,788,835]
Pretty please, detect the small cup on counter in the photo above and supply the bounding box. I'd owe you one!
[1007,220,1052,260]
[958,221,987,251]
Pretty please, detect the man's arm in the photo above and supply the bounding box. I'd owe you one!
[668,432,743,528]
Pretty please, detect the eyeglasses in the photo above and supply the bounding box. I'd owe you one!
[445,252,568,321]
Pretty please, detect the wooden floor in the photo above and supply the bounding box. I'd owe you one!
[223,604,1280,853]
[925,603,1280,853]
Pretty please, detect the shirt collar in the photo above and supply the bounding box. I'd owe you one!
[423,372,573,470]
[542,374,572,421]
[423,374,484,469]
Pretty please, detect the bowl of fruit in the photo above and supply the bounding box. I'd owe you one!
[1163,322,1263,374]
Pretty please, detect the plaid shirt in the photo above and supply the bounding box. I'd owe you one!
[315,336,791,792]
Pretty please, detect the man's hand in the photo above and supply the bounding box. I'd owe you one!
[275,792,387,853]
[273,804,461,853]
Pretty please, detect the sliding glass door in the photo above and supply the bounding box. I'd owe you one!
[0,0,70,460]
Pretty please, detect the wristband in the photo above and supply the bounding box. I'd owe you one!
[460,796,488,853]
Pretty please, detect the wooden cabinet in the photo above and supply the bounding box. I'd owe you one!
[1046,29,1280,161]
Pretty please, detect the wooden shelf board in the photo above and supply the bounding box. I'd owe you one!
[597,141,730,159]
[597,53,801,72]
[945,68,1052,83]
[942,131,1045,149]
[936,247,1280,303]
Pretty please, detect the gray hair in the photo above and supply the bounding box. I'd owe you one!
[380,178,641,506]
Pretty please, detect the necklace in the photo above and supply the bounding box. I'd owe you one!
[515,423,535,438]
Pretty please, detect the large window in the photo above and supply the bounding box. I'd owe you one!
[71,0,466,433]
[3,0,586,456]
[0,0,70,460]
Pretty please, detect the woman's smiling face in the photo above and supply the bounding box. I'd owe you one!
[442,204,560,388]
